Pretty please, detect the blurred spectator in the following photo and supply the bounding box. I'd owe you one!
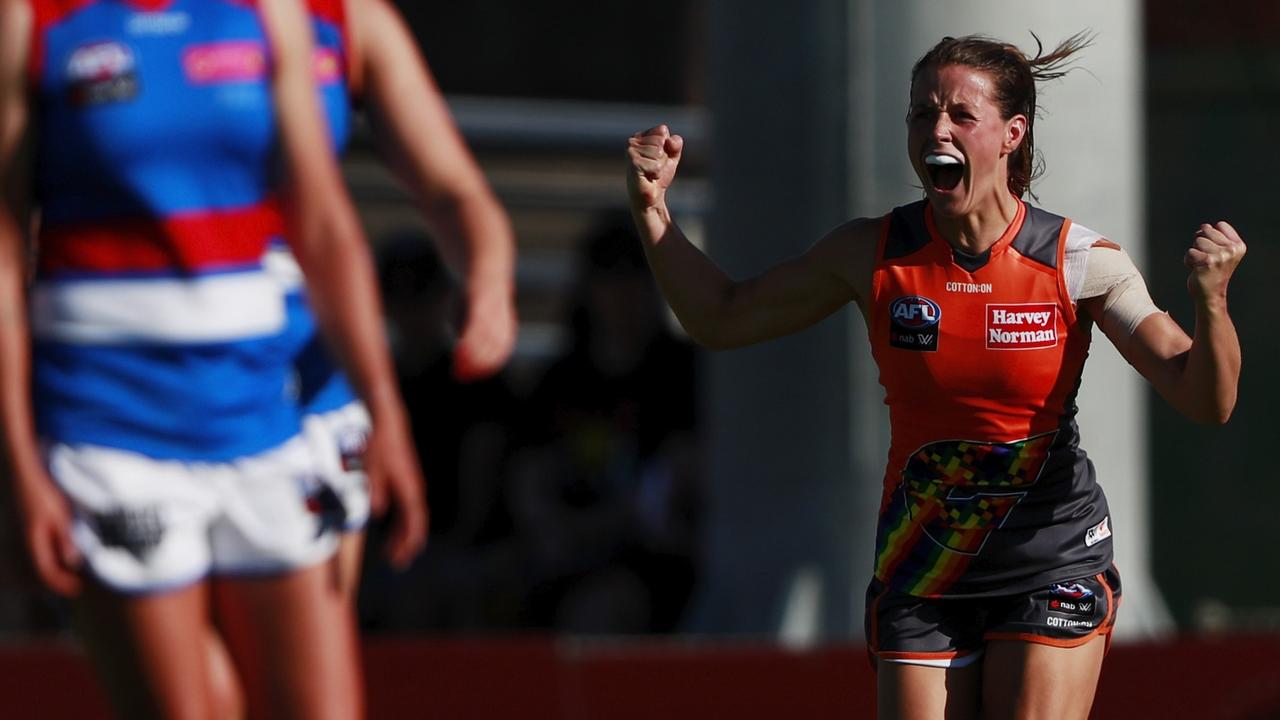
[359,232,525,631]
[509,213,703,634]
[357,218,705,636]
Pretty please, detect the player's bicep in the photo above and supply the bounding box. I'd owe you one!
[355,0,482,197]
[734,252,850,325]
[1077,243,1178,377]
[0,0,34,236]
[258,0,355,256]
[724,219,874,341]
[1080,250,1189,397]
[1110,311,1192,398]
[259,0,325,177]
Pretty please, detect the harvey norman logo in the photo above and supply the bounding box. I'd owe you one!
[986,303,1058,350]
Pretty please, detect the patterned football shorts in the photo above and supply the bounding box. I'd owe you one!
[865,566,1121,668]
[46,435,342,593]
[301,400,371,532]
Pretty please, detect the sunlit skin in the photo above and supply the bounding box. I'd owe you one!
[907,64,1026,255]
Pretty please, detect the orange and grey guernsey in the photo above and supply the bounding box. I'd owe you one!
[869,198,1113,598]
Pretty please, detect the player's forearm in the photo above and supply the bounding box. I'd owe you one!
[630,202,739,349]
[284,191,403,421]
[264,0,407,427]
[0,216,44,488]
[359,0,514,291]
[1180,295,1240,424]
[418,188,515,298]
[292,210,403,423]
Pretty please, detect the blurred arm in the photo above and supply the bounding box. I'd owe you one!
[258,0,425,565]
[350,0,516,379]
[627,125,872,350]
[0,0,81,595]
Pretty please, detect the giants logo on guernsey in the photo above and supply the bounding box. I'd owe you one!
[986,303,1059,350]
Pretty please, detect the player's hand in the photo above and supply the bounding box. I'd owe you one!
[364,417,428,569]
[627,125,684,212]
[1185,221,1246,305]
[452,280,517,382]
[13,469,82,596]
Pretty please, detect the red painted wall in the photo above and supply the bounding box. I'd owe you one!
[2,635,1277,719]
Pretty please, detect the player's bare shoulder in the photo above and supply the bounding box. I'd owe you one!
[0,0,35,85]
[810,216,881,307]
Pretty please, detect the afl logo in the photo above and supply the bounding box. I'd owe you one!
[67,42,135,82]
[890,296,941,327]
[889,295,941,351]
[66,42,139,106]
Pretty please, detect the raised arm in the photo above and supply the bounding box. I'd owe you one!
[626,125,873,350]
[350,0,516,381]
[1087,222,1244,424]
[258,0,425,566]
[0,0,82,596]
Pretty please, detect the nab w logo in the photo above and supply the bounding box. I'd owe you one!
[889,295,942,351]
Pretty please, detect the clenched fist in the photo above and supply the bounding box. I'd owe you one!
[1186,221,1246,304]
[627,125,684,212]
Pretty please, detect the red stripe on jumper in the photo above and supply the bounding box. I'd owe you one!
[38,200,285,275]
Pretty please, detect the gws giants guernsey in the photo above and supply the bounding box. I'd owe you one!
[869,199,1113,598]
[28,0,296,460]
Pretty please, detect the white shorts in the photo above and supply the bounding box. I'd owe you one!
[301,401,371,532]
[46,436,341,593]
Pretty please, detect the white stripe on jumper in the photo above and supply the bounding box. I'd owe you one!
[262,244,305,292]
[31,271,285,344]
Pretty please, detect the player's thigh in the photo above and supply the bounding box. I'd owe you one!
[76,579,217,720]
[981,635,1106,720]
[302,402,371,600]
[866,577,984,720]
[878,660,982,720]
[336,530,366,600]
[211,561,362,720]
[205,630,245,720]
[301,401,372,535]
[980,567,1119,719]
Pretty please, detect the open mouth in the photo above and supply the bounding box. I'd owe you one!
[924,153,964,192]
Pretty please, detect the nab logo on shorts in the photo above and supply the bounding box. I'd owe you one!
[1048,583,1096,620]
[889,296,941,351]
[66,41,139,106]
[986,303,1058,350]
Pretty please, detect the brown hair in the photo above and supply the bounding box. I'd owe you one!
[910,31,1093,198]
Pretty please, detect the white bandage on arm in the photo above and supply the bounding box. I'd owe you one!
[1078,243,1163,337]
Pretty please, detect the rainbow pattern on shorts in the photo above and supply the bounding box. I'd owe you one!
[873,432,1056,596]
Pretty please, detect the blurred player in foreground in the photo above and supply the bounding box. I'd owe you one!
[283,0,515,602]
[205,0,517,713]
[0,0,426,716]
